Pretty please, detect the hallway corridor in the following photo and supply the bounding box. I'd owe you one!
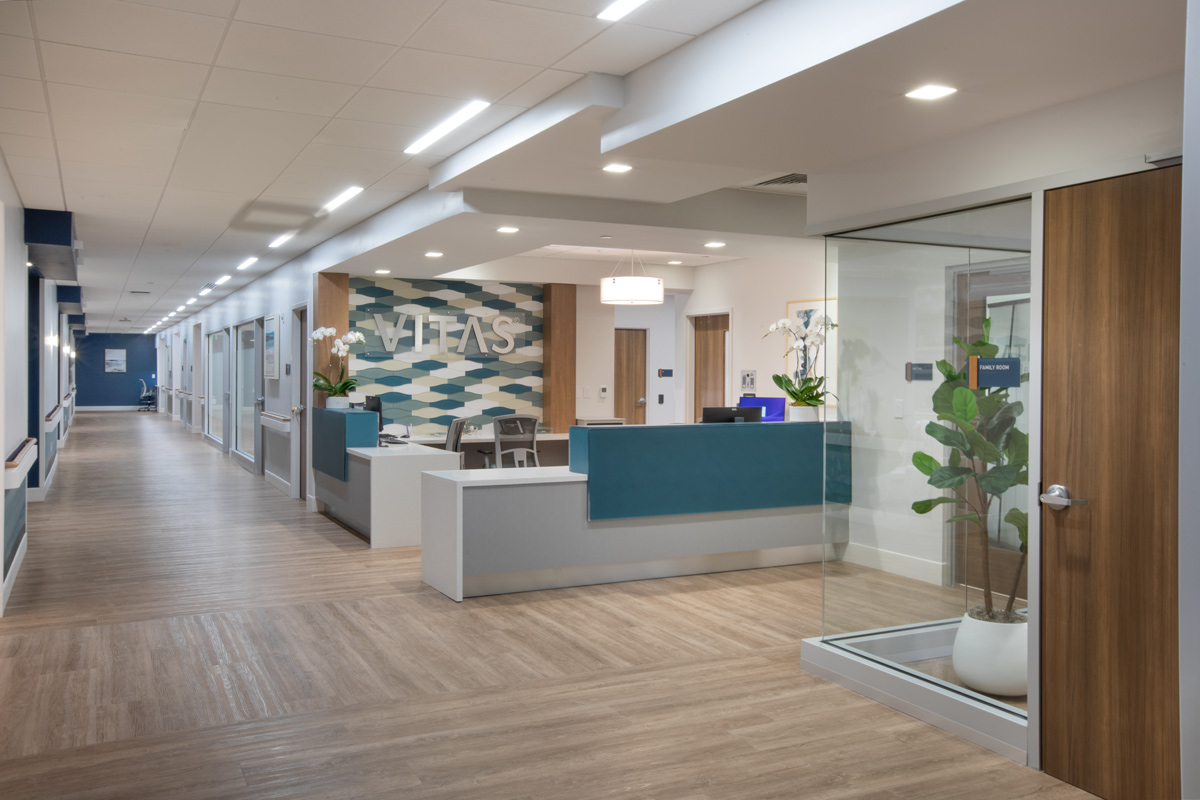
[0,413,1090,799]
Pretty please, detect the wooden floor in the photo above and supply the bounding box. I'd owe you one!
[0,412,1093,799]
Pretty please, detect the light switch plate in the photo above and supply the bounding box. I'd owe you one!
[599,386,609,399]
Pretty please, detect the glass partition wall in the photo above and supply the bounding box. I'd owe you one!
[820,200,1032,720]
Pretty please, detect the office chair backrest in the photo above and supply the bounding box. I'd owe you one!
[492,414,539,467]
[445,417,468,453]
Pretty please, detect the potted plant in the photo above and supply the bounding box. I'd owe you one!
[310,327,365,408]
[763,314,836,421]
[911,318,1029,696]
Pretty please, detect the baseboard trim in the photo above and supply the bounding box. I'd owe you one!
[28,458,57,502]
[264,469,290,496]
[841,541,945,585]
[1,533,27,616]
[77,406,141,412]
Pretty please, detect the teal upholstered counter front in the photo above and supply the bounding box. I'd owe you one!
[568,421,850,521]
[312,408,378,480]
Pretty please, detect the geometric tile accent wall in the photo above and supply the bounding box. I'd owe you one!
[348,277,543,437]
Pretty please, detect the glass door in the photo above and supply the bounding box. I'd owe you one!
[232,320,263,473]
[206,330,228,450]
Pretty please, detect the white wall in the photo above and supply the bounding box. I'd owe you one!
[0,162,26,457]
[40,280,58,421]
[808,71,1183,234]
[614,294,679,426]
[575,284,615,420]
[1178,0,1199,793]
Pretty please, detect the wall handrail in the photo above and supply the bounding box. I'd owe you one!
[5,438,38,487]
[45,403,62,423]
[261,412,292,423]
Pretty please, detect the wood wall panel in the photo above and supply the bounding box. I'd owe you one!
[1042,167,1180,799]
[614,328,646,425]
[694,314,729,421]
[313,272,349,409]
[542,283,576,433]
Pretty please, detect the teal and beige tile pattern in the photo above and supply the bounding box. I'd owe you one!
[348,277,543,436]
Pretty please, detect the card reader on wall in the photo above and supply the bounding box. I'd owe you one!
[658,368,673,377]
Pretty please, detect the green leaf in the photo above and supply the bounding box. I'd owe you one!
[936,360,961,381]
[1005,429,1029,467]
[912,452,940,476]
[931,380,964,416]
[924,421,970,453]
[946,512,982,526]
[1004,508,1029,548]
[982,317,991,344]
[952,387,978,422]
[912,496,960,514]
[963,429,1003,464]
[949,448,961,468]
[975,464,1021,494]
[929,465,974,489]
[976,390,1008,419]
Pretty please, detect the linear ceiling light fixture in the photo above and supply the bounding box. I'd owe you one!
[704,241,726,248]
[322,186,364,213]
[374,269,391,274]
[425,251,443,258]
[597,0,650,21]
[668,260,682,265]
[168,311,177,317]
[237,257,258,270]
[269,231,296,248]
[198,286,213,296]
[906,84,957,100]
[176,305,185,312]
[602,163,633,173]
[600,250,663,306]
[185,298,197,305]
[404,100,490,154]
[215,274,232,285]
[497,226,520,233]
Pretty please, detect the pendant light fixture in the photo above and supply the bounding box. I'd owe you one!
[600,250,664,305]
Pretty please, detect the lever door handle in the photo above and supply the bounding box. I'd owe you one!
[1040,484,1087,510]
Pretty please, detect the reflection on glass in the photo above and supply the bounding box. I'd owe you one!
[207,331,226,442]
[822,200,1031,715]
[236,323,255,458]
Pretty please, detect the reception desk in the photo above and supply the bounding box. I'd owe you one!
[422,422,847,601]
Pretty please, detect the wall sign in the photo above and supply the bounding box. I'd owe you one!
[969,356,1021,389]
[906,362,933,381]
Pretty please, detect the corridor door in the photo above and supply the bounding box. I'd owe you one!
[693,313,729,421]
[1042,166,1180,799]
[232,319,264,475]
[614,328,646,424]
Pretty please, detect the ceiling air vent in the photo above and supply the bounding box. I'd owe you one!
[737,173,809,197]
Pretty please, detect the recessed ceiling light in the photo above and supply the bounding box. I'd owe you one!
[237,257,258,270]
[176,305,185,312]
[668,260,682,265]
[322,186,364,213]
[425,252,443,258]
[374,269,391,274]
[603,163,633,173]
[704,241,726,248]
[597,0,650,21]
[906,84,957,100]
[269,231,296,248]
[497,226,520,233]
[25,261,32,267]
[404,100,490,155]
[168,311,176,317]
[215,274,232,285]
[600,235,613,240]
[185,298,197,305]
[198,287,212,296]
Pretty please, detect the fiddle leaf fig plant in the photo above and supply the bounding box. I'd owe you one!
[912,318,1029,623]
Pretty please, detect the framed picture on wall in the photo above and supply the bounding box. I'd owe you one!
[104,349,127,373]
[784,297,837,402]
[264,315,280,380]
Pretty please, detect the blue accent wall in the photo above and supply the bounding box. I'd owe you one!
[76,333,157,407]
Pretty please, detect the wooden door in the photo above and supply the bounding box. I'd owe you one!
[1042,167,1180,799]
[614,328,646,424]
[694,314,729,421]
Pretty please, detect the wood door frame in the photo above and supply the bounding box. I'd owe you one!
[685,307,734,425]
[291,302,310,503]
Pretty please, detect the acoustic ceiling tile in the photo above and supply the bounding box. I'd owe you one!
[217,21,395,85]
[0,2,33,38]
[0,75,45,113]
[31,0,226,63]
[55,136,181,170]
[495,0,607,14]
[407,0,606,67]
[39,42,210,100]
[294,142,407,174]
[337,88,466,129]
[47,83,195,130]
[5,155,59,178]
[0,33,40,80]
[59,161,171,188]
[12,174,65,209]
[0,133,55,159]
[499,69,583,108]
[0,108,51,138]
[123,0,238,17]
[552,22,691,76]
[369,49,541,102]
[618,0,764,36]
[314,118,416,152]
[202,68,357,117]
[234,0,441,46]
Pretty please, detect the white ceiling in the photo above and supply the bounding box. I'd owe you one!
[0,0,1187,335]
[0,0,762,332]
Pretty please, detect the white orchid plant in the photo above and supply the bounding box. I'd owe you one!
[763,313,836,406]
[309,326,366,397]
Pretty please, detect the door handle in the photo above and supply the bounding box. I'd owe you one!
[1040,484,1087,510]
[292,405,305,414]
[254,396,265,407]
[637,397,646,405]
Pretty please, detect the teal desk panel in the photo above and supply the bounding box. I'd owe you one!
[576,422,824,521]
[313,408,378,481]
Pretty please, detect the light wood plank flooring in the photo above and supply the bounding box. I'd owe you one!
[0,412,1092,799]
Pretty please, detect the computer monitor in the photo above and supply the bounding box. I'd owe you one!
[738,396,786,422]
[701,405,763,423]
[364,395,383,432]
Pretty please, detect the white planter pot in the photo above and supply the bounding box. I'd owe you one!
[325,396,350,409]
[787,405,820,422]
[951,613,1028,696]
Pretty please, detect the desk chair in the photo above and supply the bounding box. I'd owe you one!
[482,414,539,468]
[138,379,157,412]
[443,418,468,467]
